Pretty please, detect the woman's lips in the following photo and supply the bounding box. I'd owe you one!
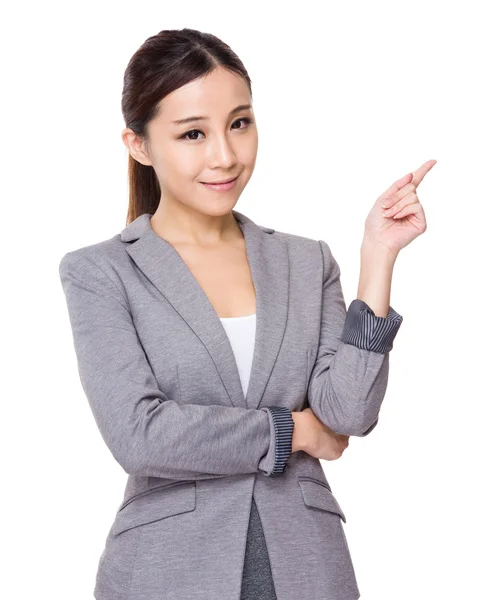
[201,176,238,191]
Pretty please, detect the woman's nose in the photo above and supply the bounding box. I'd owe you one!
[206,136,237,168]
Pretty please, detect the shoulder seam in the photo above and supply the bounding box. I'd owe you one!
[64,250,131,313]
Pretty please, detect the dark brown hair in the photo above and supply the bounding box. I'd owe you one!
[121,28,253,225]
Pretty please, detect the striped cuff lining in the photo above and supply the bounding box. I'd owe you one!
[341,298,404,354]
[266,406,294,476]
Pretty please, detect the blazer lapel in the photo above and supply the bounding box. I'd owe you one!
[120,210,289,412]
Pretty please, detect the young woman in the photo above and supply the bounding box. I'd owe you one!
[59,27,434,600]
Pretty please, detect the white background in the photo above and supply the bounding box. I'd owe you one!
[2,1,485,598]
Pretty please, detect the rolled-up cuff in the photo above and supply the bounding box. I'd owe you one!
[258,406,294,476]
[341,298,403,354]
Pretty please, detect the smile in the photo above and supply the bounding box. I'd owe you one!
[201,176,239,191]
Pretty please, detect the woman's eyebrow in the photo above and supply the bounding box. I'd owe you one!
[172,104,252,126]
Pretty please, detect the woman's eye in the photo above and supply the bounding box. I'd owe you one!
[232,117,253,130]
[181,129,204,141]
[180,117,253,141]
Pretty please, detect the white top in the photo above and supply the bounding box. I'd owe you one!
[219,313,256,399]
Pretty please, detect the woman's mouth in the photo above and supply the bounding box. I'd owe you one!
[201,175,239,192]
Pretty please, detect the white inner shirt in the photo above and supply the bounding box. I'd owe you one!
[219,313,256,399]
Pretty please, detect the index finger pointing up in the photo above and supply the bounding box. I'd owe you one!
[412,159,437,187]
[381,160,437,200]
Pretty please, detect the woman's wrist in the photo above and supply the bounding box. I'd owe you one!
[291,412,309,453]
[357,238,397,318]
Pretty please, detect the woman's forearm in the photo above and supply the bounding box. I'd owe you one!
[357,238,398,318]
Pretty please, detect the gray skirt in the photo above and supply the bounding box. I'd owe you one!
[240,496,278,600]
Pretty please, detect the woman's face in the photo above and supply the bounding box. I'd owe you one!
[129,66,258,218]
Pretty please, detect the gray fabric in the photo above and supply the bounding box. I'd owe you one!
[59,209,403,600]
[240,497,278,599]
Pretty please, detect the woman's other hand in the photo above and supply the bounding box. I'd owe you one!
[292,408,350,460]
[363,159,436,256]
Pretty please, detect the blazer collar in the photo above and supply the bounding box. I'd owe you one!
[120,210,289,411]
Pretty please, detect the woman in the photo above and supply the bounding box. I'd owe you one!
[59,27,434,600]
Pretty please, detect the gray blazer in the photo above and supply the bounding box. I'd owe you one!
[59,209,403,600]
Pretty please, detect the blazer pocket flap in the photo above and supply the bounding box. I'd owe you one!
[298,477,346,523]
[112,481,196,536]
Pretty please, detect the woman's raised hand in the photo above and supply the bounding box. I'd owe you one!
[363,159,437,257]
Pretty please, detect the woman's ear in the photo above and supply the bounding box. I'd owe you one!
[121,127,153,167]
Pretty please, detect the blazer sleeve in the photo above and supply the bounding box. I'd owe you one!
[307,240,404,437]
[58,250,294,480]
